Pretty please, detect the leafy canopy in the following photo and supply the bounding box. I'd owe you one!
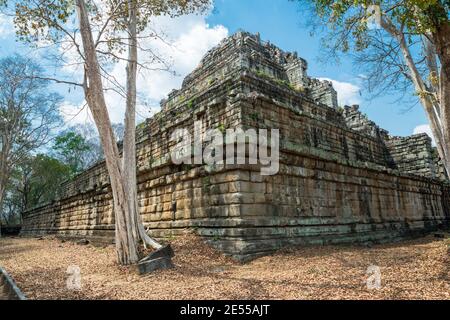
[3,0,211,56]
[53,131,93,175]
[305,0,450,53]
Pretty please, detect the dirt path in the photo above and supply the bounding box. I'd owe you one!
[0,232,449,300]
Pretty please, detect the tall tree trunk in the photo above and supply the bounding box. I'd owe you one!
[398,32,449,176]
[381,16,450,177]
[0,185,4,237]
[0,179,5,214]
[0,138,10,218]
[75,0,161,265]
[0,137,12,236]
[433,20,450,175]
[124,0,162,250]
[76,0,140,265]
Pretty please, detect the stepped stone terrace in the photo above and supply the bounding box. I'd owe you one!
[21,31,450,261]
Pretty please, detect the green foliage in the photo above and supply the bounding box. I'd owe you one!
[108,0,212,33]
[3,0,212,62]
[255,69,272,79]
[187,98,195,109]
[53,131,92,175]
[10,0,76,45]
[217,123,226,133]
[301,0,449,54]
[4,154,71,215]
[25,154,72,204]
[250,112,259,122]
[202,176,211,189]
[137,121,146,130]
[0,54,62,217]
[254,69,305,93]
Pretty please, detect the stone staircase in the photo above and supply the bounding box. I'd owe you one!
[0,267,26,300]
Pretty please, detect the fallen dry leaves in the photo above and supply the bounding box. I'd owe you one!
[0,231,449,300]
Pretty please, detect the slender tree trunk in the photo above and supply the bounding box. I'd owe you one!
[0,179,5,213]
[0,185,4,237]
[75,0,161,265]
[76,0,140,265]
[433,21,450,174]
[398,33,449,175]
[0,158,9,236]
[124,0,162,250]
[440,70,450,172]
[1,132,10,238]
[381,16,450,177]
[0,139,10,217]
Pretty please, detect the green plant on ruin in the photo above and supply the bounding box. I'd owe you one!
[226,81,233,93]
[217,123,226,134]
[254,69,304,94]
[187,98,195,110]
[148,155,155,167]
[250,112,259,122]
[182,163,194,171]
[255,69,272,80]
[137,122,146,130]
[272,77,285,87]
[431,147,439,158]
[202,176,211,193]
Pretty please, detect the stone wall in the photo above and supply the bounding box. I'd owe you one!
[308,79,338,109]
[385,134,441,179]
[342,104,389,140]
[342,104,445,180]
[21,31,449,261]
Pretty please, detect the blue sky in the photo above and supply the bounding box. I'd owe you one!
[0,0,431,139]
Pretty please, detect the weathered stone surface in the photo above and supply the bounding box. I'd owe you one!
[20,31,450,261]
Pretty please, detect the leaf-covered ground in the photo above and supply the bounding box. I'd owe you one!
[0,232,449,299]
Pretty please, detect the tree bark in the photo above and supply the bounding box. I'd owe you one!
[397,31,448,175]
[432,20,450,174]
[124,0,162,250]
[75,0,161,265]
[76,0,140,265]
[0,134,11,216]
[0,184,4,237]
[381,16,450,177]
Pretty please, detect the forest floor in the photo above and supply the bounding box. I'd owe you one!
[0,231,449,300]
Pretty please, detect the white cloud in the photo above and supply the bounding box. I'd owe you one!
[318,77,362,106]
[59,101,92,124]
[140,21,228,102]
[413,124,436,146]
[0,14,14,38]
[61,14,228,126]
